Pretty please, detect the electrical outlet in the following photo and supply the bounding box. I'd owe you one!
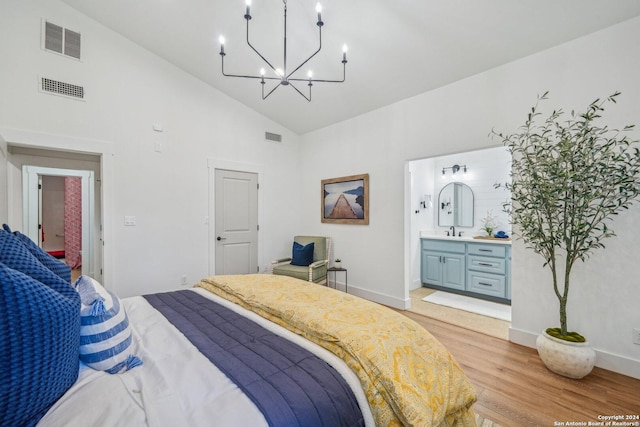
[633,328,640,345]
[180,275,188,286]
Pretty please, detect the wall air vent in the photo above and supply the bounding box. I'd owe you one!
[40,77,85,101]
[265,132,282,143]
[42,20,82,60]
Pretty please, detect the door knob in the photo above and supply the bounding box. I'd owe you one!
[217,236,226,241]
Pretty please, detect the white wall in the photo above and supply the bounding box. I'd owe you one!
[413,147,511,237]
[300,17,640,378]
[409,157,435,289]
[0,134,7,224]
[0,0,304,297]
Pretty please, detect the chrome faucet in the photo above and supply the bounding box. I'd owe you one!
[449,225,455,237]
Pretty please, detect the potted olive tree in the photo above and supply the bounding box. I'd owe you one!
[493,92,640,378]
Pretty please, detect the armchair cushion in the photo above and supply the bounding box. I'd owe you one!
[291,241,314,266]
[272,263,328,283]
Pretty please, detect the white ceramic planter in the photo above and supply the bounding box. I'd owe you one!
[536,331,596,379]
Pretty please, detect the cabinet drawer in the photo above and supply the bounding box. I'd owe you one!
[467,243,506,257]
[421,239,465,254]
[467,272,506,298]
[468,255,506,274]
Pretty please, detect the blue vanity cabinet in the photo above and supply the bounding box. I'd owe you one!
[421,238,511,303]
[420,240,466,291]
[467,242,510,301]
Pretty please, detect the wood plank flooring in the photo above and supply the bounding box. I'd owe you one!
[396,310,640,426]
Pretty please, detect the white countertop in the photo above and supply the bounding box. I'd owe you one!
[420,232,512,245]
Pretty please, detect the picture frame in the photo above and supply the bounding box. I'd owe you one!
[321,173,369,225]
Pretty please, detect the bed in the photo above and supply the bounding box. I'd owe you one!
[1,226,477,427]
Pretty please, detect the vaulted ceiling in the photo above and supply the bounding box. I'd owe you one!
[61,0,640,134]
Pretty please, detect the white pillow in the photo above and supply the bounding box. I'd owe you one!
[75,276,142,374]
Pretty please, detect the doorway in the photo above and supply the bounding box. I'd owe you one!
[22,165,96,279]
[404,147,512,338]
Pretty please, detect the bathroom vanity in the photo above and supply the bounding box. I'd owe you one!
[420,235,511,303]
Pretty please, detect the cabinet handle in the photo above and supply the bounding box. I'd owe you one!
[478,282,492,287]
[479,249,492,253]
[478,262,493,267]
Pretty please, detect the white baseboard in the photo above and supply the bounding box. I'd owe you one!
[509,327,640,380]
[342,282,409,310]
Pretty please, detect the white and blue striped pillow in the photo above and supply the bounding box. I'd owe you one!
[75,276,142,374]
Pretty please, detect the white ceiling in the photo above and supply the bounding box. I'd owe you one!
[61,0,640,134]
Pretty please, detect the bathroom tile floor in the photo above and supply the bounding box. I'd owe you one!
[408,287,510,340]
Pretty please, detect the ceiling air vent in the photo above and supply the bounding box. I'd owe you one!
[265,132,282,143]
[42,20,81,60]
[40,77,85,101]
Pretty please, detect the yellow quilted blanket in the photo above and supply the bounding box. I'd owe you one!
[195,274,477,427]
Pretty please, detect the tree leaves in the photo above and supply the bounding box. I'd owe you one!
[491,92,640,336]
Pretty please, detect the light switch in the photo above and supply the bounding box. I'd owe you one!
[124,216,136,226]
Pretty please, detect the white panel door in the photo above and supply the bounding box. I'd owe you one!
[214,169,258,275]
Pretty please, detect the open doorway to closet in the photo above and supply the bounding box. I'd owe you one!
[22,165,95,281]
[40,174,84,281]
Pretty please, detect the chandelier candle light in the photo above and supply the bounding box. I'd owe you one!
[219,0,348,101]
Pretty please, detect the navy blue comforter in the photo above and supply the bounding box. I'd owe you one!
[144,290,364,427]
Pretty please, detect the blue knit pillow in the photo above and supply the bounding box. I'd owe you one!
[291,241,315,266]
[0,228,77,302]
[75,276,143,374]
[2,225,72,283]
[0,263,80,427]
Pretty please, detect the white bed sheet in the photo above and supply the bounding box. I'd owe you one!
[38,288,373,427]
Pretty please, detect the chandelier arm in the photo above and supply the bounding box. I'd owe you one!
[288,81,311,102]
[222,69,280,80]
[226,75,280,80]
[245,13,278,74]
[221,43,281,80]
[262,82,282,100]
[283,2,288,76]
[287,26,322,79]
[289,61,347,84]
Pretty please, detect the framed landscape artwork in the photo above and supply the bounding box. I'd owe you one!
[321,173,369,225]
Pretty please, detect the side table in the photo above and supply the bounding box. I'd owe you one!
[327,267,348,293]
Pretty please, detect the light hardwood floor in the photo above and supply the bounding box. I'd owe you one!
[395,309,640,426]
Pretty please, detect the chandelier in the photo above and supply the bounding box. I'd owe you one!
[218,0,348,101]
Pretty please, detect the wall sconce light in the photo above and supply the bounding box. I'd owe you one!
[415,194,432,213]
[420,194,432,209]
[442,164,467,179]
